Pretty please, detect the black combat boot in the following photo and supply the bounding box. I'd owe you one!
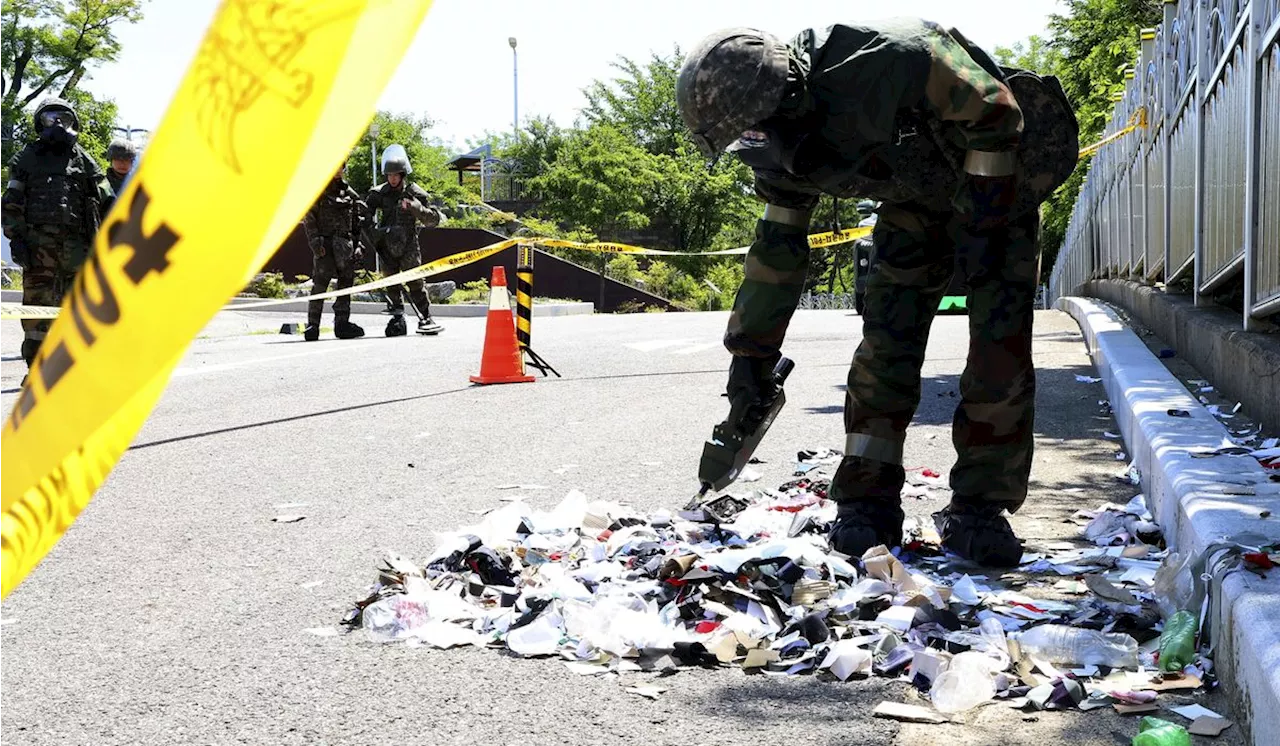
[416,315,442,335]
[303,324,320,341]
[933,502,1024,568]
[20,338,41,367]
[334,319,364,339]
[385,314,407,337]
[828,499,905,557]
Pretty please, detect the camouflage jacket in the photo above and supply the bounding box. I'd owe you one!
[303,178,364,248]
[364,180,441,255]
[734,18,1025,214]
[2,142,114,242]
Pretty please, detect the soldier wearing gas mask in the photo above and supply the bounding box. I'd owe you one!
[676,19,1077,566]
[2,97,115,371]
[301,160,366,341]
[364,145,443,337]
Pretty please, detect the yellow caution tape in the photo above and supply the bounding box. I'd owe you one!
[0,0,436,599]
[534,226,871,256]
[230,239,519,310]
[234,226,873,309]
[2,226,875,320]
[1078,106,1149,158]
[1,303,61,319]
[806,227,873,248]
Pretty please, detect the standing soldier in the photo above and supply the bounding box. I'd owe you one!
[301,160,366,341]
[364,144,443,337]
[105,138,137,196]
[676,20,1077,566]
[2,97,115,372]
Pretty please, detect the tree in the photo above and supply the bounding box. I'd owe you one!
[2,0,145,162]
[580,49,758,265]
[582,49,685,155]
[530,124,659,239]
[995,0,1161,279]
[497,115,568,191]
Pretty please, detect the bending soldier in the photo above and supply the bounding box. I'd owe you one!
[364,144,443,337]
[301,160,366,341]
[2,97,115,372]
[676,19,1077,566]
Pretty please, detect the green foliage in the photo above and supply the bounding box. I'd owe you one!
[580,50,757,263]
[704,260,744,310]
[496,116,569,184]
[531,124,658,235]
[446,278,490,304]
[2,0,145,164]
[605,254,642,285]
[447,209,518,231]
[582,49,686,155]
[995,0,1162,279]
[245,272,285,299]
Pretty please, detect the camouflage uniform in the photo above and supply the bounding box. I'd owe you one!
[364,180,441,333]
[677,19,1078,565]
[303,176,365,338]
[2,99,114,369]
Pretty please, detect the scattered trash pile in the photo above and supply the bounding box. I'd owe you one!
[339,450,1255,741]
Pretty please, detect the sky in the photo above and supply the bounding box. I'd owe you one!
[83,0,1067,152]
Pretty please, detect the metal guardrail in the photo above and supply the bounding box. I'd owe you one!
[1050,0,1280,330]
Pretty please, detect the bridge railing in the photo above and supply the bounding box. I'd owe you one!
[1049,0,1280,331]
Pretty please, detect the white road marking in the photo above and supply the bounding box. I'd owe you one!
[172,345,363,378]
[623,338,699,352]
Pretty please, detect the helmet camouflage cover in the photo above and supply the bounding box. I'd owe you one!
[676,28,790,158]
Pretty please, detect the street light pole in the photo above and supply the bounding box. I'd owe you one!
[111,125,149,142]
[369,122,380,187]
[509,37,518,137]
[368,121,381,275]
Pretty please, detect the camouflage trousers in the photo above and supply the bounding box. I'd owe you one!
[21,231,89,366]
[308,235,356,326]
[834,205,1041,511]
[380,246,431,318]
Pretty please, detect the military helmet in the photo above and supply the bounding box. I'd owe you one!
[106,138,137,162]
[33,97,79,134]
[676,28,790,158]
[380,144,412,176]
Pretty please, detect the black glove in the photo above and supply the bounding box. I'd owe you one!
[724,353,782,435]
[10,236,29,268]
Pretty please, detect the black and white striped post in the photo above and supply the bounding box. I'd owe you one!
[514,243,560,378]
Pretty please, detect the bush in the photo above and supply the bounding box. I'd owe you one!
[447,278,490,304]
[245,272,286,298]
[605,254,642,285]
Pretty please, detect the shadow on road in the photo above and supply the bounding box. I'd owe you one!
[129,386,476,450]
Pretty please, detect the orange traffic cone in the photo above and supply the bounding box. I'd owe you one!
[469,266,535,385]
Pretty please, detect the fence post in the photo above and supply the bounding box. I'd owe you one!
[1242,0,1262,329]
[1141,30,1155,281]
[1193,0,1208,304]
[1163,0,1178,286]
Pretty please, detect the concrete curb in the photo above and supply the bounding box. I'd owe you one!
[1059,296,1280,745]
[1082,279,1280,431]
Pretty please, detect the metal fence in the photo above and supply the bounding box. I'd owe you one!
[1049,0,1280,330]
[798,292,858,310]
